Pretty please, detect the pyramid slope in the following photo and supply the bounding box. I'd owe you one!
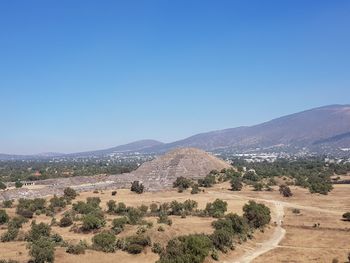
[131,148,231,190]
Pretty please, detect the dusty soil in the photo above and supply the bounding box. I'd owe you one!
[0,183,349,263]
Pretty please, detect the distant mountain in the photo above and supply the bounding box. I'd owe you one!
[67,139,164,157]
[146,104,350,156]
[1,105,350,160]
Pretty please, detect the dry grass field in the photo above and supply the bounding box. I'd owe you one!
[0,183,349,263]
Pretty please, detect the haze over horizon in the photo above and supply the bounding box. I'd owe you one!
[1,1,350,155]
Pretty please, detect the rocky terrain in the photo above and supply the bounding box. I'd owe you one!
[0,148,231,200]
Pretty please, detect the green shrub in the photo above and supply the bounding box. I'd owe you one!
[158,212,172,225]
[191,184,200,194]
[49,195,67,210]
[126,207,144,225]
[1,227,19,242]
[92,231,116,252]
[8,216,27,229]
[198,174,216,188]
[107,200,117,213]
[29,236,55,263]
[211,229,233,252]
[205,199,227,218]
[253,182,264,191]
[0,181,6,190]
[279,185,293,197]
[230,177,243,191]
[157,234,213,263]
[82,213,105,231]
[63,187,77,200]
[59,216,73,227]
[27,222,51,242]
[0,210,9,225]
[152,242,163,254]
[2,200,14,208]
[131,181,144,194]
[243,201,271,229]
[342,212,350,221]
[212,213,250,238]
[111,217,128,234]
[15,181,23,188]
[173,177,192,190]
[66,241,86,255]
[123,235,151,254]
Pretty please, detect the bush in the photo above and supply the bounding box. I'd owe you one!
[17,209,33,219]
[8,216,27,229]
[253,182,264,191]
[92,231,116,252]
[131,181,144,194]
[126,243,143,254]
[124,235,151,254]
[243,170,260,182]
[230,177,243,191]
[279,185,293,197]
[17,198,46,215]
[29,236,55,263]
[111,217,128,234]
[243,201,271,229]
[342,212,350,221]
[115,202,127,214]
[15,181,23,188]
[173,177,192,190]
[126,207,144,225]
[2,200,14,208]
[152,242,163,254]
[107,200,117,213]
[1,227,19,242]
[191,184,200,194]
[66,241,86,255]
[63,187,77,200]
[157,212,172,226]
[211,229,233,252]
[0,210,9,225]
[82,213,105,231]
[111,190,117,196]
[150,203,158,214]
[59,216,73,227]
[27,222,51,242]
[198,174,216,188]
[205,199,228,218]
[157,234,213,263]
[212,213,250,238]
[0,181,6,190]
[49,195,67,210]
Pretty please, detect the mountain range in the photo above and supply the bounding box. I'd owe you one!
[2,104,350,160]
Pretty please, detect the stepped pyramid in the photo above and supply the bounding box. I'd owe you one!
[131,148,232,190]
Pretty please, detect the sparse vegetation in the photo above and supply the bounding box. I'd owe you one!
[279,185,293,197]
[130,181,144,194]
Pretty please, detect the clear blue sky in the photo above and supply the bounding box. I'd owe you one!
[1,0,349,154]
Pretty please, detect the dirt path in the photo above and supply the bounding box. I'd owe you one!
[226,201,286,263]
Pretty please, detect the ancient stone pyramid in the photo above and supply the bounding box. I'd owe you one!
[131,148,232,190]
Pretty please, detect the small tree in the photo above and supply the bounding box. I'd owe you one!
[27,222,51,242]
[0,181,6,190]
[15,181,23,188]
[173,177,192,190]
[243,201,271,229]
[92,231,116,252]
[82,213,105,231]
[253,182,264,191]
[342,212,350,221]
[131,181,144,194]
[29,236,55,263]
[230,177,243,191]
[191,184,200,194]
[63,187,77,200]
[279,185,293,197]
[205,199,228,218]
[59,216,73,227]
[0,209,9,225]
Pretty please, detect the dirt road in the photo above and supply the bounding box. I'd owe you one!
[227,201,286,263]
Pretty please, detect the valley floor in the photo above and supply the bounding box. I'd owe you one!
[0,183,349,263]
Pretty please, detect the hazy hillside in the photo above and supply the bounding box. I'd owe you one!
[147,104,350,155]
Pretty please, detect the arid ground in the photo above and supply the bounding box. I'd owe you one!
[0,183,349,263]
